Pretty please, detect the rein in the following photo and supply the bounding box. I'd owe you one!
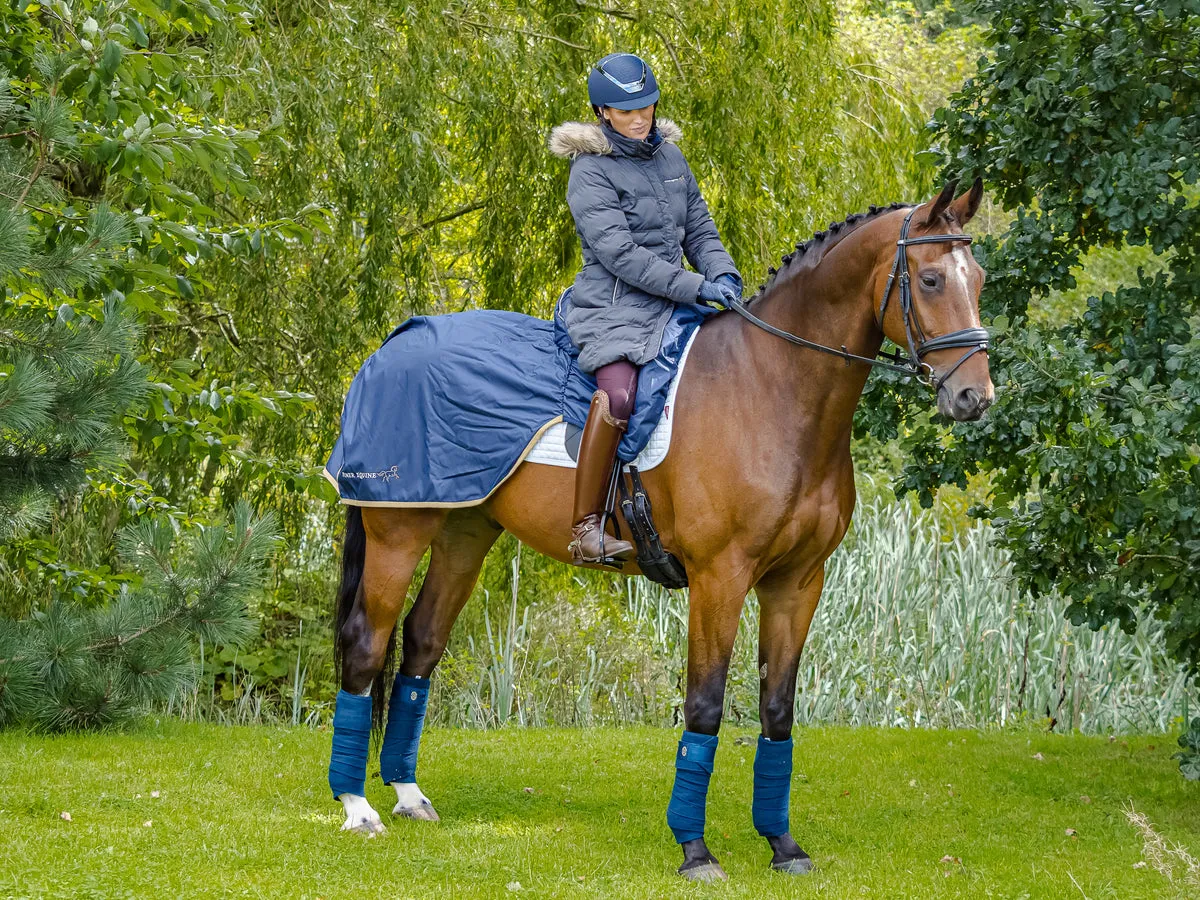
[728,207,989,390]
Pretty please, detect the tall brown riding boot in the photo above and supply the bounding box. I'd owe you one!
[568,390,636,565]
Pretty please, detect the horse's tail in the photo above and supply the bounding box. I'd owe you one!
[332,505,395,734]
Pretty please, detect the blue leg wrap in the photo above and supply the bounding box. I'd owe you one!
[667,731,718,844]
[328,689,373,799]
[752,735,793,837]
[379,674,430,784]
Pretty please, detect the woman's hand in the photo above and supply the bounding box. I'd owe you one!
[715,273,743,299]
[698,279,738,308]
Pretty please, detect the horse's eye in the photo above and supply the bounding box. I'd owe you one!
[919,273,940,290]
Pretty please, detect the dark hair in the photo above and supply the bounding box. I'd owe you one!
[594,104,659,136]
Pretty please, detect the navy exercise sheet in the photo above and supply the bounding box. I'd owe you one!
[324,292,715,506]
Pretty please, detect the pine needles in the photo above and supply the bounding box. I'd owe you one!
[0,503,278,731]
[0,302,146,542]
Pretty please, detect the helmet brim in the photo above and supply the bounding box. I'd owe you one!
[600,90,660,111]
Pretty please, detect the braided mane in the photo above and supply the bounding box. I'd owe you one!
[748,202,910,303]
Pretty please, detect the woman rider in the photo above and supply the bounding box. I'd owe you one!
[550,52,743,566]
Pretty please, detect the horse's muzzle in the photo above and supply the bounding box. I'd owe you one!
[938,384,993,421]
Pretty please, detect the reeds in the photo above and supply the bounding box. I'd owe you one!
[428,498,1193,733]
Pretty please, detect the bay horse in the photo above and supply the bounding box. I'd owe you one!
[328,180,993,880]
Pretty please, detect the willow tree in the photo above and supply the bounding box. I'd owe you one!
[163,0,949,538]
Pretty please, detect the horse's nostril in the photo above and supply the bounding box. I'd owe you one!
[955,388,980,412]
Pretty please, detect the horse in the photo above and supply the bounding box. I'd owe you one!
[326,180,993,881]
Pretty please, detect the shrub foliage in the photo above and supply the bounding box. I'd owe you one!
[893,0,1200,679]
[0,503,278,731]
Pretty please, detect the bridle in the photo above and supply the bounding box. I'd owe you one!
[727,206,989,390]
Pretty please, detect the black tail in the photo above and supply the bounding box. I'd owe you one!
[332,506,396,734]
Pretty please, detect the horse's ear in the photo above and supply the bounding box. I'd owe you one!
[949,177,984,226]
[921,180,958,227]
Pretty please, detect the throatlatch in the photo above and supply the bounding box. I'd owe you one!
[380,673,429,784]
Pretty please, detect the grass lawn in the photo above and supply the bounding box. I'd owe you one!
[0,722,1196,899]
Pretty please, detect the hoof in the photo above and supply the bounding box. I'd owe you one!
[766,833,812,874]
[338,794,385,836]
[771,856,813,875]
[394,800,439,821]
[678,840,727,882]
[679,861,728,882]
[392,783,438,821]
[342,815,386,836]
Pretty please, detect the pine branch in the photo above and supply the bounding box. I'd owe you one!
[0,355,55,433]
[1,504,280,730]
[0,204,31,278]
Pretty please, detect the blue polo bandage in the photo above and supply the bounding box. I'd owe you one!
[379,674,430,784]
[328,689,373,799]
[752,735,793,837]
[667,731,718,844]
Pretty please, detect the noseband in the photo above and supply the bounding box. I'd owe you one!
[728,206,989,390]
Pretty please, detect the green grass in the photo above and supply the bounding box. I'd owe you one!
[1,723,1197,898]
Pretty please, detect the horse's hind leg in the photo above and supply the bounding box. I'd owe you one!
[331,506,445,834]
[749,565,825,875]
[384,508,502,821]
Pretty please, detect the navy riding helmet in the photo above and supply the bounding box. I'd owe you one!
[588,53,659,114]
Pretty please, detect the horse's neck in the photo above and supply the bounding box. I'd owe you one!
[732,257,882,463]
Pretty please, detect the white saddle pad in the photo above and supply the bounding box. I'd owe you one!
[526,329,700,472]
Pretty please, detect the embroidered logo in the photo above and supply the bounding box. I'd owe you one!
[340,466,402,481]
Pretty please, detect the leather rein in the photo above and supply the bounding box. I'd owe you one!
[727,206,989,390]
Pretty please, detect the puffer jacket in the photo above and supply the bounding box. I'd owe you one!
[549,117,741,373]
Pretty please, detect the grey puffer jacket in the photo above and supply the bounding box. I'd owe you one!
[549,117,741,373]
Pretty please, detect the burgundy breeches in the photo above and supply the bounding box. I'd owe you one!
[595,359,639,421]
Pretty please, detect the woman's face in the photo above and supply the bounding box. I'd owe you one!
[601,103,656,141]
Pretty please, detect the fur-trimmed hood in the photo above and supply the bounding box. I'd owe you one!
[548,118,683,159]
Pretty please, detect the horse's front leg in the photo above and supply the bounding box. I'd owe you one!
[670,566,752,882]
[749,565,825,874]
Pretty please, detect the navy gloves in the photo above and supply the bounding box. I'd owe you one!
[716,273,743,299]
[698,277,739,308]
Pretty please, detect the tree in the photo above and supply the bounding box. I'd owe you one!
[0,503,278,731]
[157,0,948,532]
[1,0,285,725]
[896,0,1200,679]
[0,301,144,542]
